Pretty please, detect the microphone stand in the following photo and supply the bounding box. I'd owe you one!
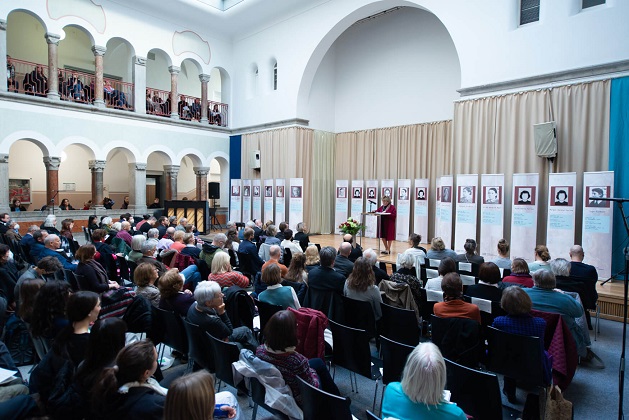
[50,189,59,215]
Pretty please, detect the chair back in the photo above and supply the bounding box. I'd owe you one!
[227,248,238,268]
[254,298,283,335]
[207,332,240,388]
[183,320,215,372]
[426,268,439,279]
[338,295,377,338]
[250,377,290,420]
[236,252,254,278]
[329,319,373,379]
[380,335,414,385]
[457,261,480,277]
[365,410,380,420]
[161,250,178,267]
[485,326,545,387]
[418,288,437,321]
[303,288,339,319]
[430,314,481,367]
[127,260,138,281]
[380,302,420,345]
[428,258,441,269]
[118,257,130,282]
[154,307,188,355]
[64,269,80,292]
[297,376,352,420]
[499,268,511,278]
[283,248,292,268]
[82,226,92,242]
[445,358,503,420]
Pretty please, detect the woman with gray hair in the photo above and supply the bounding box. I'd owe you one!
[264,225,281,246]
[382,342,466,419]
[187,280,258,351]
[389,252,422,308]
[128,235,146,263]
[41,214,60,235]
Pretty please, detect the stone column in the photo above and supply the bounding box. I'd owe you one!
[193,167,210,201]
[88,160,106,209]
[43,156,61,207]
[168,65,180,119]
[0,20,8,93]
[0,154,9,212]
[128,163,147,213]
[92,45,107,108]
[164,165,180,200]
[133,56,147,114]
[199,74,210,124]
[45,33,61,100]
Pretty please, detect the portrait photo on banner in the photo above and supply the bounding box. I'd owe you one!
[458,186,475,204]
[353,187,362,199]
[243,186,250,197]
[382,187,392,198]
[399,187,409,201]
[367,187,376,199]
[515,186,535,205]
[441,186,452,203]
[253,186,260,197]
[265,186,273,197]
[416,187,426,200]
[551,186,572,206]
[483,186,501,204]
[337,187,347,198]
[231,185,240,196]
[586,186,610,208]
[276,186,285,198]
[291,186,302,199]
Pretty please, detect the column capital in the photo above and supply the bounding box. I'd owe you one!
[164,164,180,175]
[0,154,8,164]
[199,74,211,83]
[88,160,106,171]
[45,33,61,45]
[133,163,147,171]
[0,19,7,31]
[193,166,210,176]
[43,156,62,170]
[134,56,147,66]
[92,45,107,56]
[168,66,181,75]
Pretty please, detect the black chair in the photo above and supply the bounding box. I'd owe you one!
[283,248,292,268]
[207,332,241,389]
[127,260,138,281]
[365,410,380,420]
[21,244,36,265]
[445,357,514,420]
[297,376,352,420]
[250,377,290,420]
[154,307,189,364]
[379,334,415,411]
[236,251,255,280]
[430,314,481,367]
[254,298,283,337]
[485,326,546,389]
[82,226,92,242]
[462,295,506,327]
[457,261,480,277]
[64,269,80,292]
[227,248,238,269]
[379,261,396,275]
[418,288,437,335]
[328,319,381,411]
[337,295,377,338]
[380,302,420,346]
[118,257,131,283]
[183,320,215,373]
[303,288,341,319]
[281,279,307,304]
[314,243,321,252]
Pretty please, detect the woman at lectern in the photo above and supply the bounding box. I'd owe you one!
[376,195,396,255]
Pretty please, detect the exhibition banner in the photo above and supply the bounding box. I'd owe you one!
[252,179,261,222]
[275,179,286,224]
[242,179,251,223]
[381,179,395,206]
[364,180,379,238]
[582,171,614,279]
[436,175,453,249]
[351,180,365,231]
[454,174,478,254]
[510,173,539,260]
[413,178,429,241]
[480,174,505,259]
[263,179,274,222]
[396,179,411,241]
[546,172,577,260]
[288,178,304,232]
[334,180,349,235]
[229,179,241,223]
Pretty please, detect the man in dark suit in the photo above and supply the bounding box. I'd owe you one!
[252,219,264,243]
[0,213,10,235]
[306,246,346,315]
[363,248,390,285]
[569,245,599,329]
[38,234,76,272]
[19,225,39,254]
[239,228,264,274]
[342,234,363,262]
[334,242,354,278]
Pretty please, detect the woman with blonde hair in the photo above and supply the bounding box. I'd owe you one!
[528,245,552,273]
[426,237,457,260]
[304,245,320,272]
[208,251,250,288]
[170,230,186,253]
[344,257,382,321]
[164,371,238,420]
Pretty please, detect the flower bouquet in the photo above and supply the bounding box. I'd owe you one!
[338,217,364,236]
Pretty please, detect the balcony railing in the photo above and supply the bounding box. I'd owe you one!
[145,89,228,127]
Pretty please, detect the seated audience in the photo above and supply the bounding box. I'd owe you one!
[303,246,345,310]
[281,229,303,256]
[30,281,72,339]
[115,221,134,247]
[402,233,427,264]
[41,214,60,235]
[239,228,264,274]
[454,238,484,265]
[19,225,39,252]
[133,263,161,307]
[258,263,300,309]
[264,225,281,246]
[464,262,503,302]
[187,280,258,351]
[75,244,120,293]
[284,252,308,284]
[334,242,354,278]
[424,257,457,292]
[169,230,186,253]
[0,244,19,306]
[502,258,534,288]
[10,198,26,212]
[294,222,310,252]
[255,310,340,406]
[180,233,201,258]
[344,257,383,321]
[528,244,552,273]
[433,273,481,323]
[17,277,45,324]
[261,245,288,277]
[389,253,422,308]
[491,238,512,269]
[382,342,467,420]
[59,198,75,211]
[208,251,250,289]
[158,268,195,317]
[4,220,21,242]
[38,234,77,271]
[426,237,457,260]
[164,371,238,420]
[304,245,320,272]
[276,222,288,241]
[128,235,146,263]
[342,233,363,262]
[363,248,390,284]
[200,233,226,270]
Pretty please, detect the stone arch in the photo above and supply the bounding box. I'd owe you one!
[210,66,231,124]
[60,23,95,46]
[104,37,136,83]
[146,48,174,95]
[0,131,54,156]
[175,149,204,167]
[103,145,140,207]
[178,57,202,99]
[141,146,175,165]
[5,9,48,33]
[56,135,101,159]
[6,10,49,66]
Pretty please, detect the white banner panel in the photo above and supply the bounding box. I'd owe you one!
[413,179,429,241]
[351,180,364,230]
[454,174,478,254]
[511,173,539,261]
[263,179,274,222]
[288,178,304,232]
[275,179,286,224]
[437,176,453,249]
[364,180,379,238]
[335,180,349,235]
[396,179,411,241]
[480,174,505,259]
[229,179,242,223]
[547,172,577,260]
[252,179,262,222]
[582,171,614,279]
[381,179,395,207]
[242,179,251,222]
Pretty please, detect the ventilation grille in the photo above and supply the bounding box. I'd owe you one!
[583,0,605,9]
[520,0,540,25]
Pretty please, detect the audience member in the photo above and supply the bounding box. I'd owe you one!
[389,252,422,308]
[0,244,19,307]
[133,263,161,307]
[502,258,533,288]
[258,264,300,309]
[158,268,195,317]
[10,198,26,212]
[39,234,76,271]
[402,233,427,263]
[528,245,552,273]
[239,228,264,274]
[304,245,320,272]
[363,248,390,284]
[281,229,302,256]
[261,245,288,277]
[115,221,133,247]
[285,252,308,284]
[75,244,120,293]
[180,233,201,258]
[492,239,512,269]
[344,257,383,321]
[334,242,354,278]
[200,233,227,270]
[19,225,39,252]
[41,214,60,235]
[569,245,599,314]
[464,262,503,302]
[164,371,238,420]
[17,278,45,324]
[294,222,310,252]
[208,252,250,289]
[454,238,484,265]
[29,229,49,263]
[170,230,186,253]
[128,235,146,263]
[148,198,161,209]
[59,198,75,210]
[433,273,481,323]
[30,281,72,339]
[264,225,281,246]
[342,233,363,262]
[306,246,345,306]
[426,237,457,260]
[424,257,457,292]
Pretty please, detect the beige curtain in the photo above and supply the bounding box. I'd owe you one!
[452,79,610,247]
[311,130,336,233]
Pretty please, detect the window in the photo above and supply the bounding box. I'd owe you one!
[273,62,278,91]
[520,0,540,25]
[582,0,605,9]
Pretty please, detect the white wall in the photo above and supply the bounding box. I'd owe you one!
[306,44,336,132]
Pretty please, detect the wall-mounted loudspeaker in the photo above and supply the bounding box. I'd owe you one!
[208,182,220,199]
[534,121,557,158]
[251,150,261,169]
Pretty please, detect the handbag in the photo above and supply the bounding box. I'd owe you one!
[544,385,572,420]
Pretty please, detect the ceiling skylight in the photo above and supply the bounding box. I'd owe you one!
[196,0,245,12]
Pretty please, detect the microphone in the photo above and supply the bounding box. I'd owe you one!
[590,197,629,203]
[368,200,377,205]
